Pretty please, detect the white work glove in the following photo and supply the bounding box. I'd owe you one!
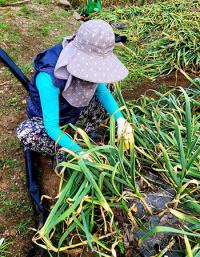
[78,151,94,163]
[117,117,133,150]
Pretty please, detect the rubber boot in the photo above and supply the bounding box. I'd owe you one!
[24,149,47,229]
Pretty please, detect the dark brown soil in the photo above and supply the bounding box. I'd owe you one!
[123,70,192,100]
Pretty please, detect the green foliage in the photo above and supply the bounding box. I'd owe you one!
[7,31,21,44]
[0,239,12,256]
[16,219,32,236]
[158,83,168,94]
[22,62,33,74]
[17,5,36,17]
[0,159,20,169]
[0,192,13,215]
[95,0,200,84]
[33,0,52,4]
[41,24,51,36]
[0,22,9,30]
[0,0,6,6]
[33,83,200,256]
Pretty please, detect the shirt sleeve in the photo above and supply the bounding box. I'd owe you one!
[95,83,124,120]
[36,72,82,153]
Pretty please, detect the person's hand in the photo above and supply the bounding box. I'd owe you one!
[78,151,94,163]
[117,117,133,150]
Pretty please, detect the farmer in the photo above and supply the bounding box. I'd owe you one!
[16,20,132,226]
[17,19,133,158]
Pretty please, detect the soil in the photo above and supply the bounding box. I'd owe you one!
[123,70,192,100]
[0,3,80,256]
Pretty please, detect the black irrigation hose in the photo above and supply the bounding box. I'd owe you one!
[0,49,48,257]
[0,47,30,91]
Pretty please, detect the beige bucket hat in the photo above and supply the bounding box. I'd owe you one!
[55,19,128,83]
[54,19,128,107]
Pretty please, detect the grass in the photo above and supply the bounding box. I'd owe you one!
[0,192,13,209]
[16,219,32,236]
[6,96,23,111]
[158,83,168,94]
[70,0,155,8]
[0,159,20,169]
[0,238,12,257]
[17,5,36,17]
[21,62,33,74]
[0,22,9,31]
[0,0,52,5]
[0,0,73,62]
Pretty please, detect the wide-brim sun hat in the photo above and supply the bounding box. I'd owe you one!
[54,19,128,84]
[67,50,128,83]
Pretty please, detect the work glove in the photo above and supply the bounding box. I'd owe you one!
[78,151,94,163]
[117,117,133,150]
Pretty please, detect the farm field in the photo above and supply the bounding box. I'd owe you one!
[0,0,199,256]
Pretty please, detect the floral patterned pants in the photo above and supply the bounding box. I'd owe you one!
[16,95,107,156]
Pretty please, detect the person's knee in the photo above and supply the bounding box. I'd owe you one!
[16,120,33,145]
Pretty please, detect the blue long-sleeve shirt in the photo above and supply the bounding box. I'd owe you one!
[36,72,123,153]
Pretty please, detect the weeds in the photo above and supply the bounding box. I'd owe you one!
[17,5,36,17]
[0,23,9,31]
[16,219,32,236]
[158,83,168,94]
[0,238,12,256]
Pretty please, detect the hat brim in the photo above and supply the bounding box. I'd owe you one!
[67,48,128,83]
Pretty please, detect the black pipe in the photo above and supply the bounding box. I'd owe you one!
[0,47,30,91]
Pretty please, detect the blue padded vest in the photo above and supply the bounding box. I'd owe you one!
[27,43,85,125]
